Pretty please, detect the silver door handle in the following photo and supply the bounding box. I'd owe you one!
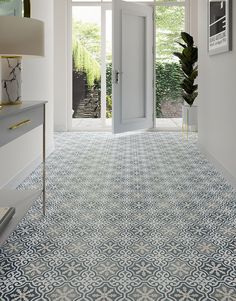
[114,70,120,84]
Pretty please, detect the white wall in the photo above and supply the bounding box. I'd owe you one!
[54,0,69,131]
[198,1,236,186]
[0,0,54,188]
[189,0,198,44]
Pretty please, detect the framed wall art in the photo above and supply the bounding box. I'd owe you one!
[208,0,232,55]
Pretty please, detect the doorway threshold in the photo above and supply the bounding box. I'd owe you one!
[154,118,182,132]
[71,118,182,132]
[71,118,112,132]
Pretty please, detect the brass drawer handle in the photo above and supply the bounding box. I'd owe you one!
[9,119,31,130]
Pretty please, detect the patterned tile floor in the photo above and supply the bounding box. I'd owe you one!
[1,132,236,301]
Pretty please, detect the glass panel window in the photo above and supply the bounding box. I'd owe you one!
[156,5,185,118]
[106,10,112,118]
[72,6,101,119]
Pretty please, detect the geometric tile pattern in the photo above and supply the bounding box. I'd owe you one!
[1,132,236,301]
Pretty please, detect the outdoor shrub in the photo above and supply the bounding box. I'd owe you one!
[106,95,112,118]
[106,63,112,97]
[73,40,101,88]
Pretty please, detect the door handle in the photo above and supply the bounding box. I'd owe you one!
[114,70,121,84]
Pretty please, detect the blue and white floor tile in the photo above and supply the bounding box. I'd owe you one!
[1,132,236,301]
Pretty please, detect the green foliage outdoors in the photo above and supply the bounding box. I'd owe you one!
[73,20,101,88]
[106,62,112,97]
[106,95,112,118]
[156,6,185,62]
[155,62,183,117]
[73,20,101,63]
[73,40,100,88]
[173,32,198,106]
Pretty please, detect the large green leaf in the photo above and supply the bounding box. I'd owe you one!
[181,63,193,76]
[183,77,194,86]
[181,32,194,47]
[177,42,186,49]
[183,47,193,61]
[189,69,198,80]
[173,52,183,60]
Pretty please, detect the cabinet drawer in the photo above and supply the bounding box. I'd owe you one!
[0,106,44,147]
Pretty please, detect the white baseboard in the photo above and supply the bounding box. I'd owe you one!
[2,143,54,189]
[198,142,236,190]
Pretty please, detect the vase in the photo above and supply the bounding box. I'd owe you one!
[182,104,198,132]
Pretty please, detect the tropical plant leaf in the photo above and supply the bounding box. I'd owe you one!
[181,32,194,47]
[181,63,193,76]
[192,91,198,100]
[181,83,195,95]
[191,47,198,62]
[183,47,193,60]
[177,42,186,49]
[182,91,196,106]
[173,52,183,60]
[183,77,194,86]
[189,69,198,80]
[174,32,198,105]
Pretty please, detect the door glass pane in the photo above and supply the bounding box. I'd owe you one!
[106,9,112,118]
[156,5,185,118]
[72,6,101,119]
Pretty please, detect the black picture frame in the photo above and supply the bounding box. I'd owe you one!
[208,0,232,55]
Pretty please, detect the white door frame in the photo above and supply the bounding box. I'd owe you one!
[67,0,189,131]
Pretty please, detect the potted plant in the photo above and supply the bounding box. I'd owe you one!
[174,32,198,131]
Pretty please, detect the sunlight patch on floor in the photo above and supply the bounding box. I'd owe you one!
[71,118,183,132]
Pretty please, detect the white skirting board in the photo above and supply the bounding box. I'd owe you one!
[1,144,54,190]
[198,142,236,191]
